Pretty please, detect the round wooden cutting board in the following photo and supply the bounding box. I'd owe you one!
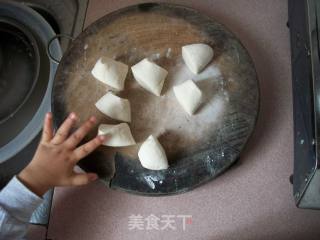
[52,3,259,195]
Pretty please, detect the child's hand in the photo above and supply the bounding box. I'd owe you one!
[18,112,106,197]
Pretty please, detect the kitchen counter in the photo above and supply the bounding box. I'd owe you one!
[28,0,320,239]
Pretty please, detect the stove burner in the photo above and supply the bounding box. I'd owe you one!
[0,20,40,125]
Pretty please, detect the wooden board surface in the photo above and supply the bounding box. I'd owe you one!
[52,3,259,195]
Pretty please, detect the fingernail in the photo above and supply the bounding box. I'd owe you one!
[89,174,98,181]
[70,112,77,120]
[90,116,97,123]
[98,135,106,141]
[46,112,52,118]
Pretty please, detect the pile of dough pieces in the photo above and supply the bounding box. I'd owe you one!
[92,43,214,171]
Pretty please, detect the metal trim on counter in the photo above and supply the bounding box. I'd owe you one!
[289,0,320,209]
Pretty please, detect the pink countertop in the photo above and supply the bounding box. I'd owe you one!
[28,0,320,239]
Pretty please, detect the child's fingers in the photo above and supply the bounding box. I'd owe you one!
[70,173,98,186]
[73,135,106,161]
[41,112,53,142]
[51,112,77,145]
[64,116,96,149]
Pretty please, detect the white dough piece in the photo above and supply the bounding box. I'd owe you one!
[182,43,214,74]
[98,123,136,147]
[131,58,168,96]
[91,57,128,91]
[173,80,202,115]
[138,135,169,170]
[95,92,131,122]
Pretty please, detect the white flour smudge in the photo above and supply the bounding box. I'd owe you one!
[148,53,161,61]
[144,175,163,189]
[166,48,172,58]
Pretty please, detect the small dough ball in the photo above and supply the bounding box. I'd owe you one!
[182,43,214,74]
[138,135,169,170]
[173,80,202,115]
[98,123,136,147]
[91,57,128,91]
[95,92,131,122]
[131,58,168,96]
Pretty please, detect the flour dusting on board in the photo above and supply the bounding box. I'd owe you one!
[157,61,228,144]
[93,58,229,160]
[65,45,229,160]
[143,175,164,189]
[166,48,172,58]
[148,48,173,61]
[148,53,161,61]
